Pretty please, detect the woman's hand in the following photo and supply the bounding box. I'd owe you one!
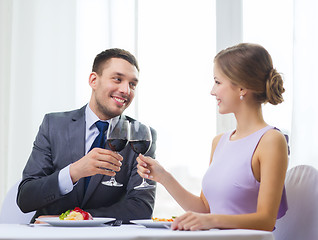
[171,211,214,231]
[136,154,166,184]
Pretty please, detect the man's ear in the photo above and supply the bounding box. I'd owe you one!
[89,72,98,89]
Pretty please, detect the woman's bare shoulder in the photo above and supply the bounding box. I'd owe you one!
[261,128,287,146]
[258,128,288,160]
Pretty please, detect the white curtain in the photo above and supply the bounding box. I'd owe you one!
[0,0,78,204]
[137,0,216,217]
[0,0,12,203]
[290,0,318,168]
[0,0,137,208]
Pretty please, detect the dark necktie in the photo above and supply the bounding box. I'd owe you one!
[84,121,109,192]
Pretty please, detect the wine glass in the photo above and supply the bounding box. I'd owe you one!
[129,121,155,190]
[102,118,129,187]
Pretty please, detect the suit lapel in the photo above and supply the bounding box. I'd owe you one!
[68,106,86,203]
[82,174,104,206]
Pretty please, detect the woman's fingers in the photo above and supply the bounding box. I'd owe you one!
[171,212,212,231]
[137,159,151,179]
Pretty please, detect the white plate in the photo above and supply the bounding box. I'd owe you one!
[36,217,115,227]
[131,219,172,228]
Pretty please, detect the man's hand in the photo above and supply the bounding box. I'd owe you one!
[69,148,123,183]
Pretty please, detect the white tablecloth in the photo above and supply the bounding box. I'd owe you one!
[0,224,274,240]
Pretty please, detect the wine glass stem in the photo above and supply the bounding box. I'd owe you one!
[141,178,147,185]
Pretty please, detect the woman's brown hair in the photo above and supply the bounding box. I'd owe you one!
[214,43,285,105]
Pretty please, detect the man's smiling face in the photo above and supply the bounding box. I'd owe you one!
[89,58,139,120]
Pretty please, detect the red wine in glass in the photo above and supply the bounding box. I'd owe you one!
[102,118,129,187]
[107,139,128,152]
[129,121,155,190]
[130,140,151,155]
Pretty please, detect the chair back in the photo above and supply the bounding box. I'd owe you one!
[0,180,35,224]
[274,165,318,240]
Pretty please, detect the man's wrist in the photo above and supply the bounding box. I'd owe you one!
[58,165,74,195]
[69,162,80,183]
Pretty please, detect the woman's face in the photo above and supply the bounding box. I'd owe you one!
[211,63,241,114]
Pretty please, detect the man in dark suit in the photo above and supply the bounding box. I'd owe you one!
[17,48,157,223]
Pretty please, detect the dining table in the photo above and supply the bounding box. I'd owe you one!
[0,222,274,240]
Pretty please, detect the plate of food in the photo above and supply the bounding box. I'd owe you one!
[36,207,115,227]
[131,217,175,228]
[37,217,115,227]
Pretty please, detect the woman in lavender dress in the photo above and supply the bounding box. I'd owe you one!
[137,43,288,231]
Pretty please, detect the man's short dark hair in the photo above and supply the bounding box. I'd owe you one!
[92,48,139,75]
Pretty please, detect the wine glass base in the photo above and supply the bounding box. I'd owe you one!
[134,183,156,190]
[102,181,123,187]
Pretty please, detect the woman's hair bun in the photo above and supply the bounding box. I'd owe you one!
[265,68,285,105]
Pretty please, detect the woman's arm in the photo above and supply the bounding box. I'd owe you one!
[137,134,223,213]
[137,155,209,213]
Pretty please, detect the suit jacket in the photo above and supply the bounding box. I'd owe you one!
[17,105,157,223]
